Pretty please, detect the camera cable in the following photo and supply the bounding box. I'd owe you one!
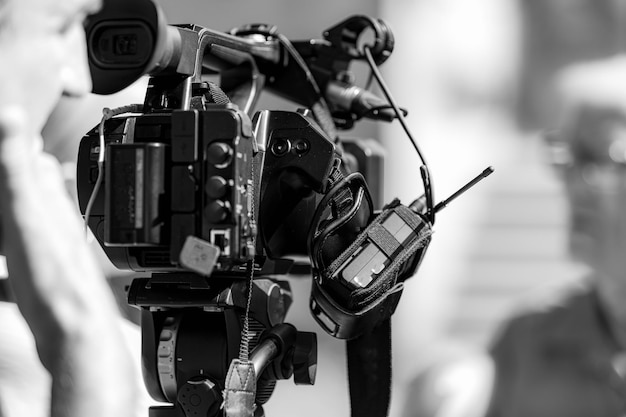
[83,104,144,240]
[223,157,258,417]
[361,46,435,224]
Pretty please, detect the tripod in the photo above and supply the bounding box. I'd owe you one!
[128,274,317,417]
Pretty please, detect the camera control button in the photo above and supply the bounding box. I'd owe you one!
[204,200,231,223]
[206,142,233,167]
[159,330,174,341]
[205,176,228,199]
[270,138,290,156]
[294,139,310,155]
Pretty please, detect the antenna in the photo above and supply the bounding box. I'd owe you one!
[432,166,494,214]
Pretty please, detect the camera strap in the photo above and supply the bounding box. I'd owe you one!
[347,319,393,417]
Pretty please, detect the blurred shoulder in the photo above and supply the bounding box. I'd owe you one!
[491,280,594,346]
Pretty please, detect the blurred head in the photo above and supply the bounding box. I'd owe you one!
[516,0,619,131]
[0,0,101,138]
[548,58,626,280]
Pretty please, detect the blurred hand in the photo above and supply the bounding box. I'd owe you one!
[0,106,139,417]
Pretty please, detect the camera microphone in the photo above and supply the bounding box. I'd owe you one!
[325,81,399,122]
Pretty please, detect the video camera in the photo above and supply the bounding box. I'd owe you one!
[76,1,492,416]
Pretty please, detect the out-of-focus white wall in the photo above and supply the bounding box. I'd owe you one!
[379,0,521,342]
[155,0,375,36]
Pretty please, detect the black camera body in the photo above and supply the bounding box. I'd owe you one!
[77,105,340,275]
[77,105,258,274]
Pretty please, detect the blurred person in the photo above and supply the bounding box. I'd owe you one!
[482,1,626,415]
[0,0,143,416]
[400,1,626,417]
[485,55,626,417]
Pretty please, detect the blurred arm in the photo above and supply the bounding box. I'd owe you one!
[0,107,138,417]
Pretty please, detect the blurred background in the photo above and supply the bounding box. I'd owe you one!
[41,0,616,416]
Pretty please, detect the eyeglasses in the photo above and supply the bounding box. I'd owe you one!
[545,129,626,190]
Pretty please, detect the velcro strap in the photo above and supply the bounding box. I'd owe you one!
[395,204,422,229]
[331,187,354,217]
[367,223,400,258]
[327,163,345,189]
[206,81,231,105]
